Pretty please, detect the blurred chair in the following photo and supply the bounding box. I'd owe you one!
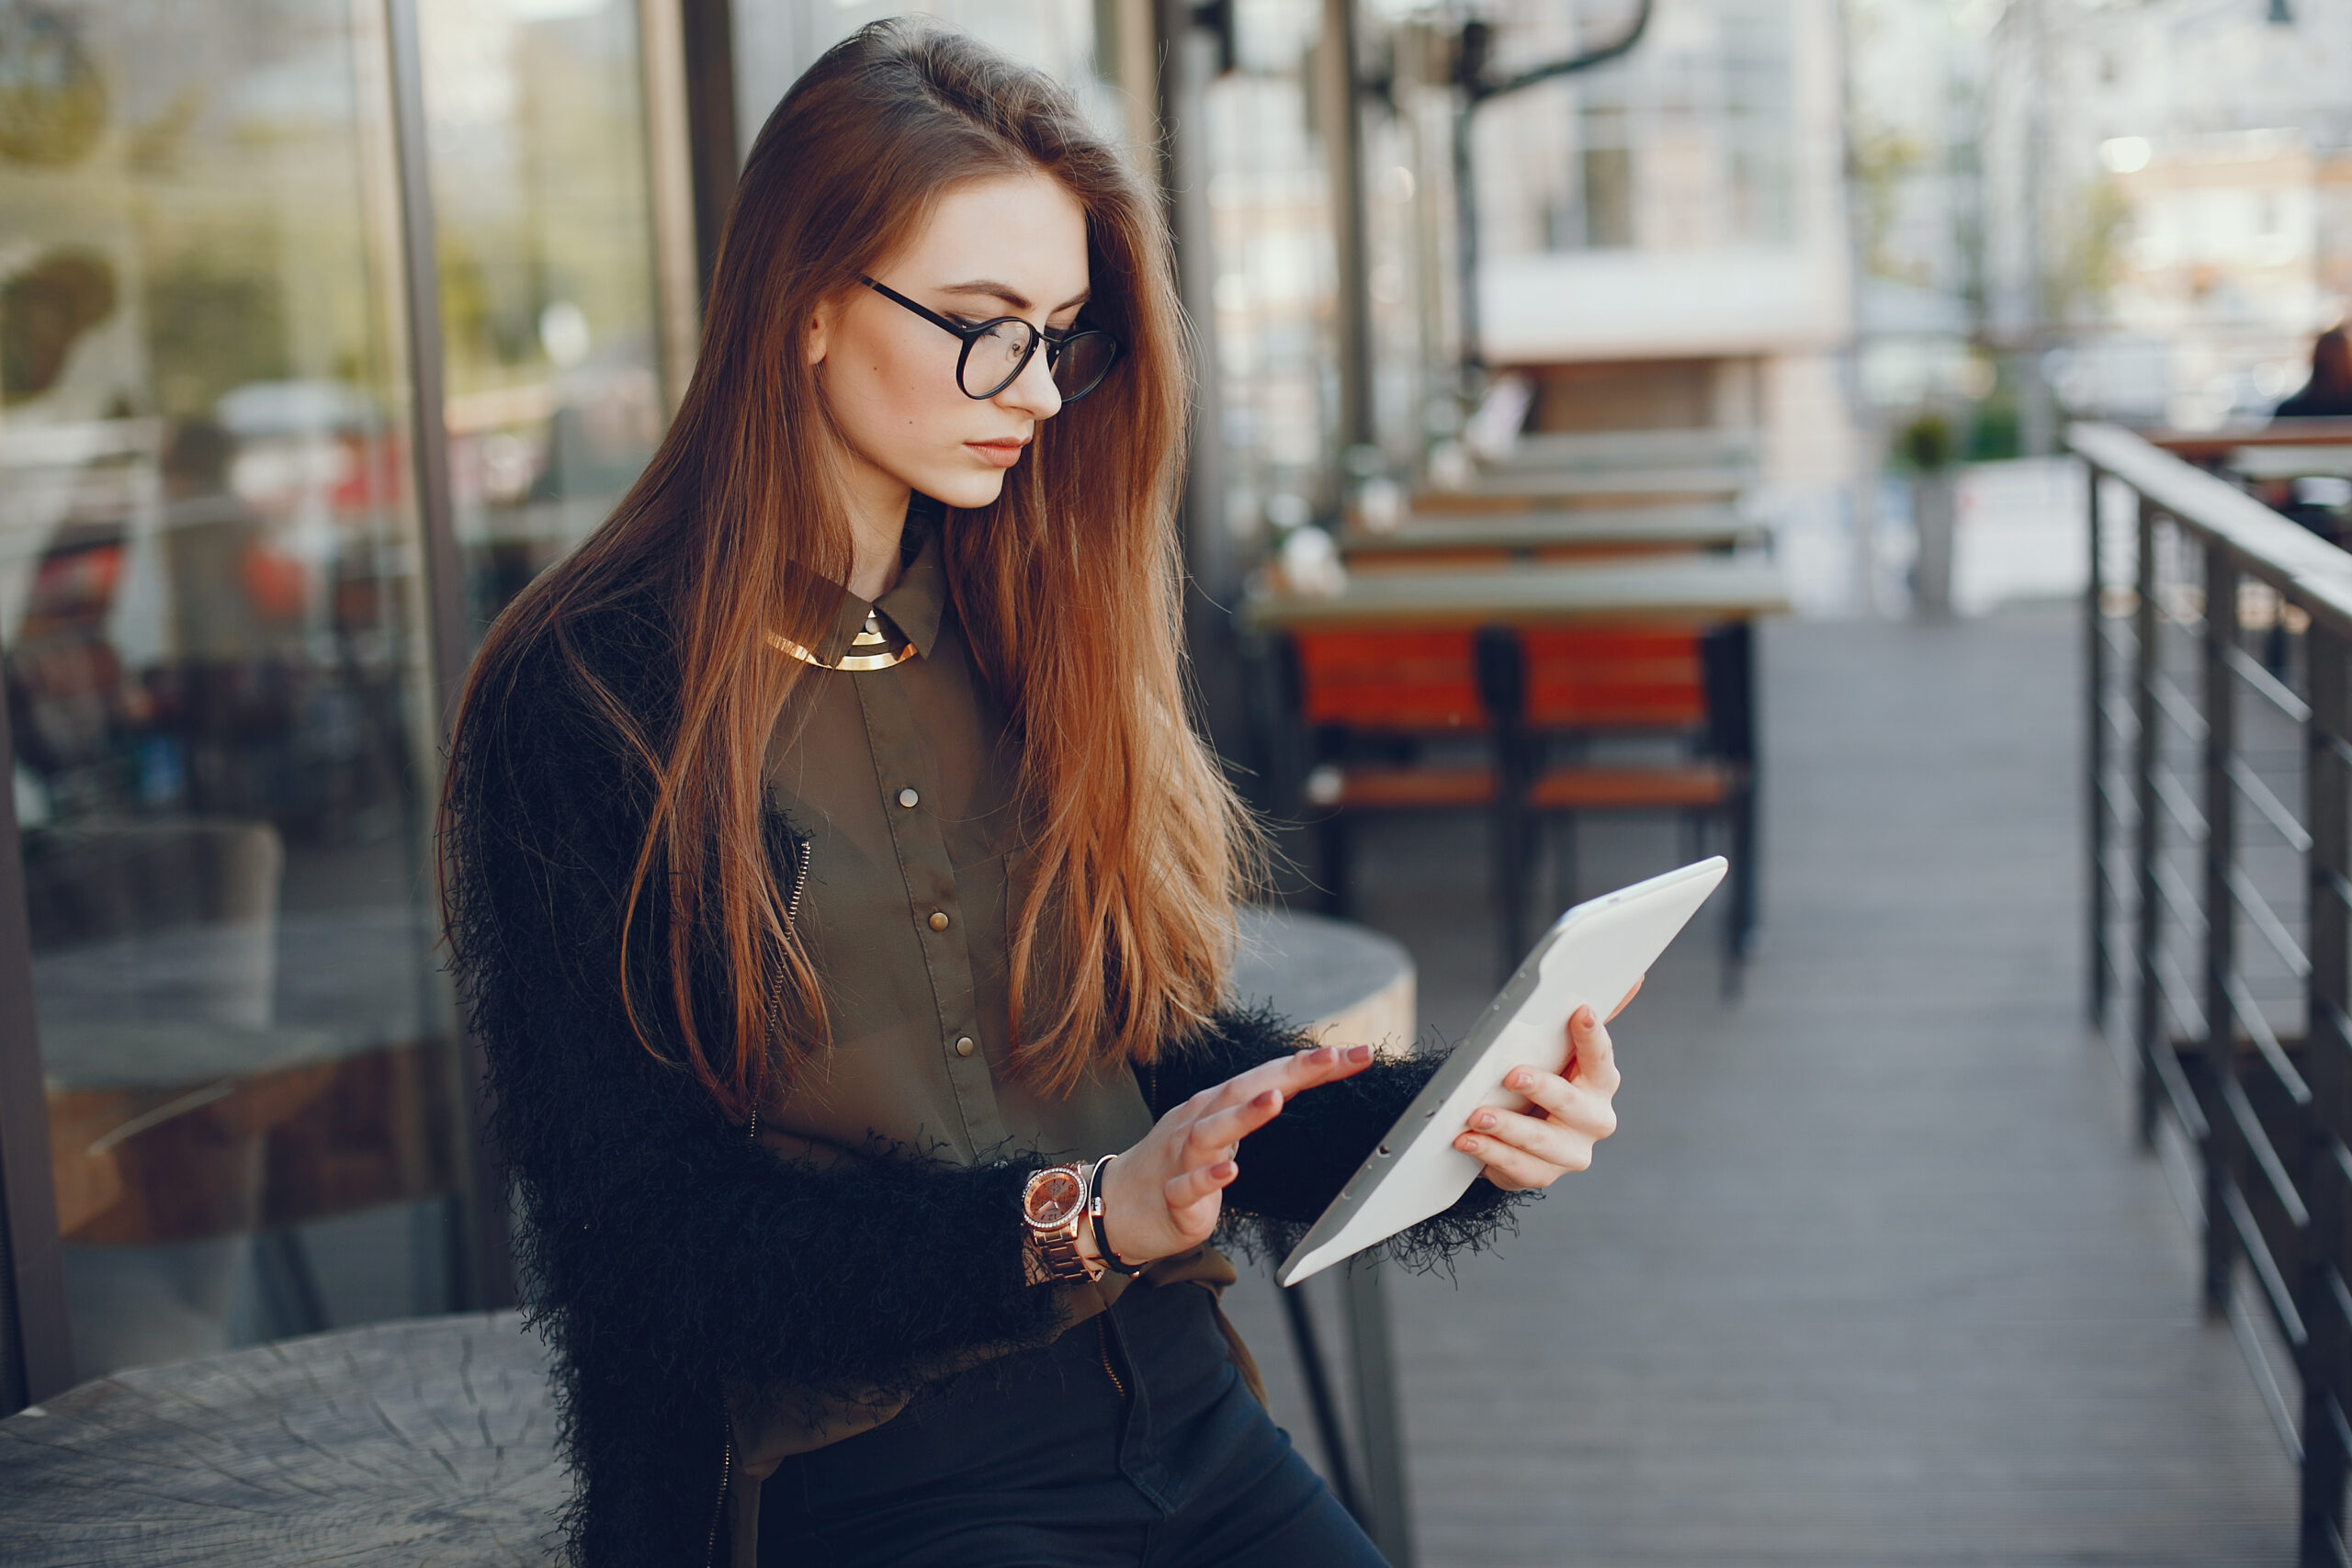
[1514,624,1756,985]
[1279,626,1525,968]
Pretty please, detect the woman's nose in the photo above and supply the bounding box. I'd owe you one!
[996,338,1064,420]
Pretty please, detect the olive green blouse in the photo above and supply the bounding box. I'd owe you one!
[754,513,1155,1170]
[734,508,1235,1483]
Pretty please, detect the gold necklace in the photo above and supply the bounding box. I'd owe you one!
[766,610,916,672]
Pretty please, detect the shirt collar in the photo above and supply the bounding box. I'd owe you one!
[810,495,945,664]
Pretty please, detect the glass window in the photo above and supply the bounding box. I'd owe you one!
[417,0,668,640]
[0,0,460,1378]
[1475,0,1797,260]
[1204,0,1340,549]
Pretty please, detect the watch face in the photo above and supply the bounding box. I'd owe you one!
[1026,1169,1083,1227]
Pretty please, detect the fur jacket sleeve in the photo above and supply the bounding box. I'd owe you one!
[1148,1008,1535,1271]
[441,610,1529,1568]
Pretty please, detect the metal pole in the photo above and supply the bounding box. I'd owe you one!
[2200,538,2239,1319]
[638,0,705,419]
[2301,622,2350,1561]
[1344,1256,1416,1567]
[2133,498,2161,1149]
[1450,94,1481,386]
[1279,1283,1363,1520]
[2087,463,2108,1029]
[384,0,513,1312]
[2301,620,2351,1564]
[675,0,741,299]
[1319,0,1375,457]
[0,691,74,1411]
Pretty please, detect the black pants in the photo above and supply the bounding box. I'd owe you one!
[757,1280,1389,1567]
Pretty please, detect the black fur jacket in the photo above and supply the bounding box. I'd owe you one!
[440,603,1533,1567]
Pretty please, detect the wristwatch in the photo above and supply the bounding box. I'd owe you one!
[1022,1163,1100,1284]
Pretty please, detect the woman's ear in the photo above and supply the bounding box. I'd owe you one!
[803,309,830,368]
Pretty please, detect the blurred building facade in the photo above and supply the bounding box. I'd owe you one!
[1469,0,1853,491]
[1849,0,2352,442]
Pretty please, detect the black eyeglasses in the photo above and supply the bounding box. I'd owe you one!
[859,275,1121,403]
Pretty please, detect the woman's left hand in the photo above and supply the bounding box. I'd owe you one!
[1453,979,1636,1191]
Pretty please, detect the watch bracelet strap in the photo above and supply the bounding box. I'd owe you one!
[1089,1154,1149,1277]
[1036,1228,1093,1283]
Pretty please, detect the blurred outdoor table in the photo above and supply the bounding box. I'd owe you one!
[1234,904,1415,1055]
[1338,503,1764,569]
[1410,467,1747,513]
[2228,444,2352,480]
[1244,554,1792,630]
[1473,427,1762,477]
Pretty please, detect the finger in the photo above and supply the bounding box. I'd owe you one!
[1197,1043,1374,1114]
[1455,1125,1589,1190]
[1163,1157,1238,1211]
[1187,1089,1288,1156]
[1566,1007,1621,1096]
[1499,1067,1619,1140]
[1606,975,1645,1023]
[1465,1102,1613,1169]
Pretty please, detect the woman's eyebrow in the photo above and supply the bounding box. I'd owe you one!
[937,279,1091,314]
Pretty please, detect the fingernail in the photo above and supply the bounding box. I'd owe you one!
[1474,1111,1496,1130]
[1508,1069,1531,1090]
[1346,1044,1373,1064]
[1216,1160,1238,1179]
[1261,1089,1282,1110]
[1315,1044,1338,1064]
[1457,1135,1479,1152]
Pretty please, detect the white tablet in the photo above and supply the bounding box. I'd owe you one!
[1274,856,1728,1287]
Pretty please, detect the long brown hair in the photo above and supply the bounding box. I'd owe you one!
[441,19,1252,1117]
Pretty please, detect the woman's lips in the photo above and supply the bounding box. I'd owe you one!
[966,439,1027,469]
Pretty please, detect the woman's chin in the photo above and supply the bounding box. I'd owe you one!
[921,466,1012,511]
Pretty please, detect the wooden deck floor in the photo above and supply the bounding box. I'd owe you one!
[1218,605,2300,1567]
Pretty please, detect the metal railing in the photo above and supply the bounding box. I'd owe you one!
[2075,421,2352,1565]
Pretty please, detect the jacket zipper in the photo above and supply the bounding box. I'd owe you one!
[1096,1317,1125,1399]
[704,1432,732,1568]
[708,833,807,1568]
[762,835,808,1051]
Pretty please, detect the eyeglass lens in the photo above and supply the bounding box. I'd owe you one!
[958,322,1117,401]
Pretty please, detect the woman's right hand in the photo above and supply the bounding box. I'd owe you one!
[1092,1043,1375,1267]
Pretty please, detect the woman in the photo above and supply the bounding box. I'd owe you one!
[439,20,1624,1568]
[2275,327,2352,420]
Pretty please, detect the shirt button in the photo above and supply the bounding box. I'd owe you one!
[954,1035,977,1058]
[898,787,919,808]
[928,910,950,931]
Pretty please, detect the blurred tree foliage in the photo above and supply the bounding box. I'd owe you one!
[144,252,289,418]
[1894,409,1955,471]
[1,247,115,402]
[2050,175,2130,327]
[0,4,107,168]
[1852,122,1931,284]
